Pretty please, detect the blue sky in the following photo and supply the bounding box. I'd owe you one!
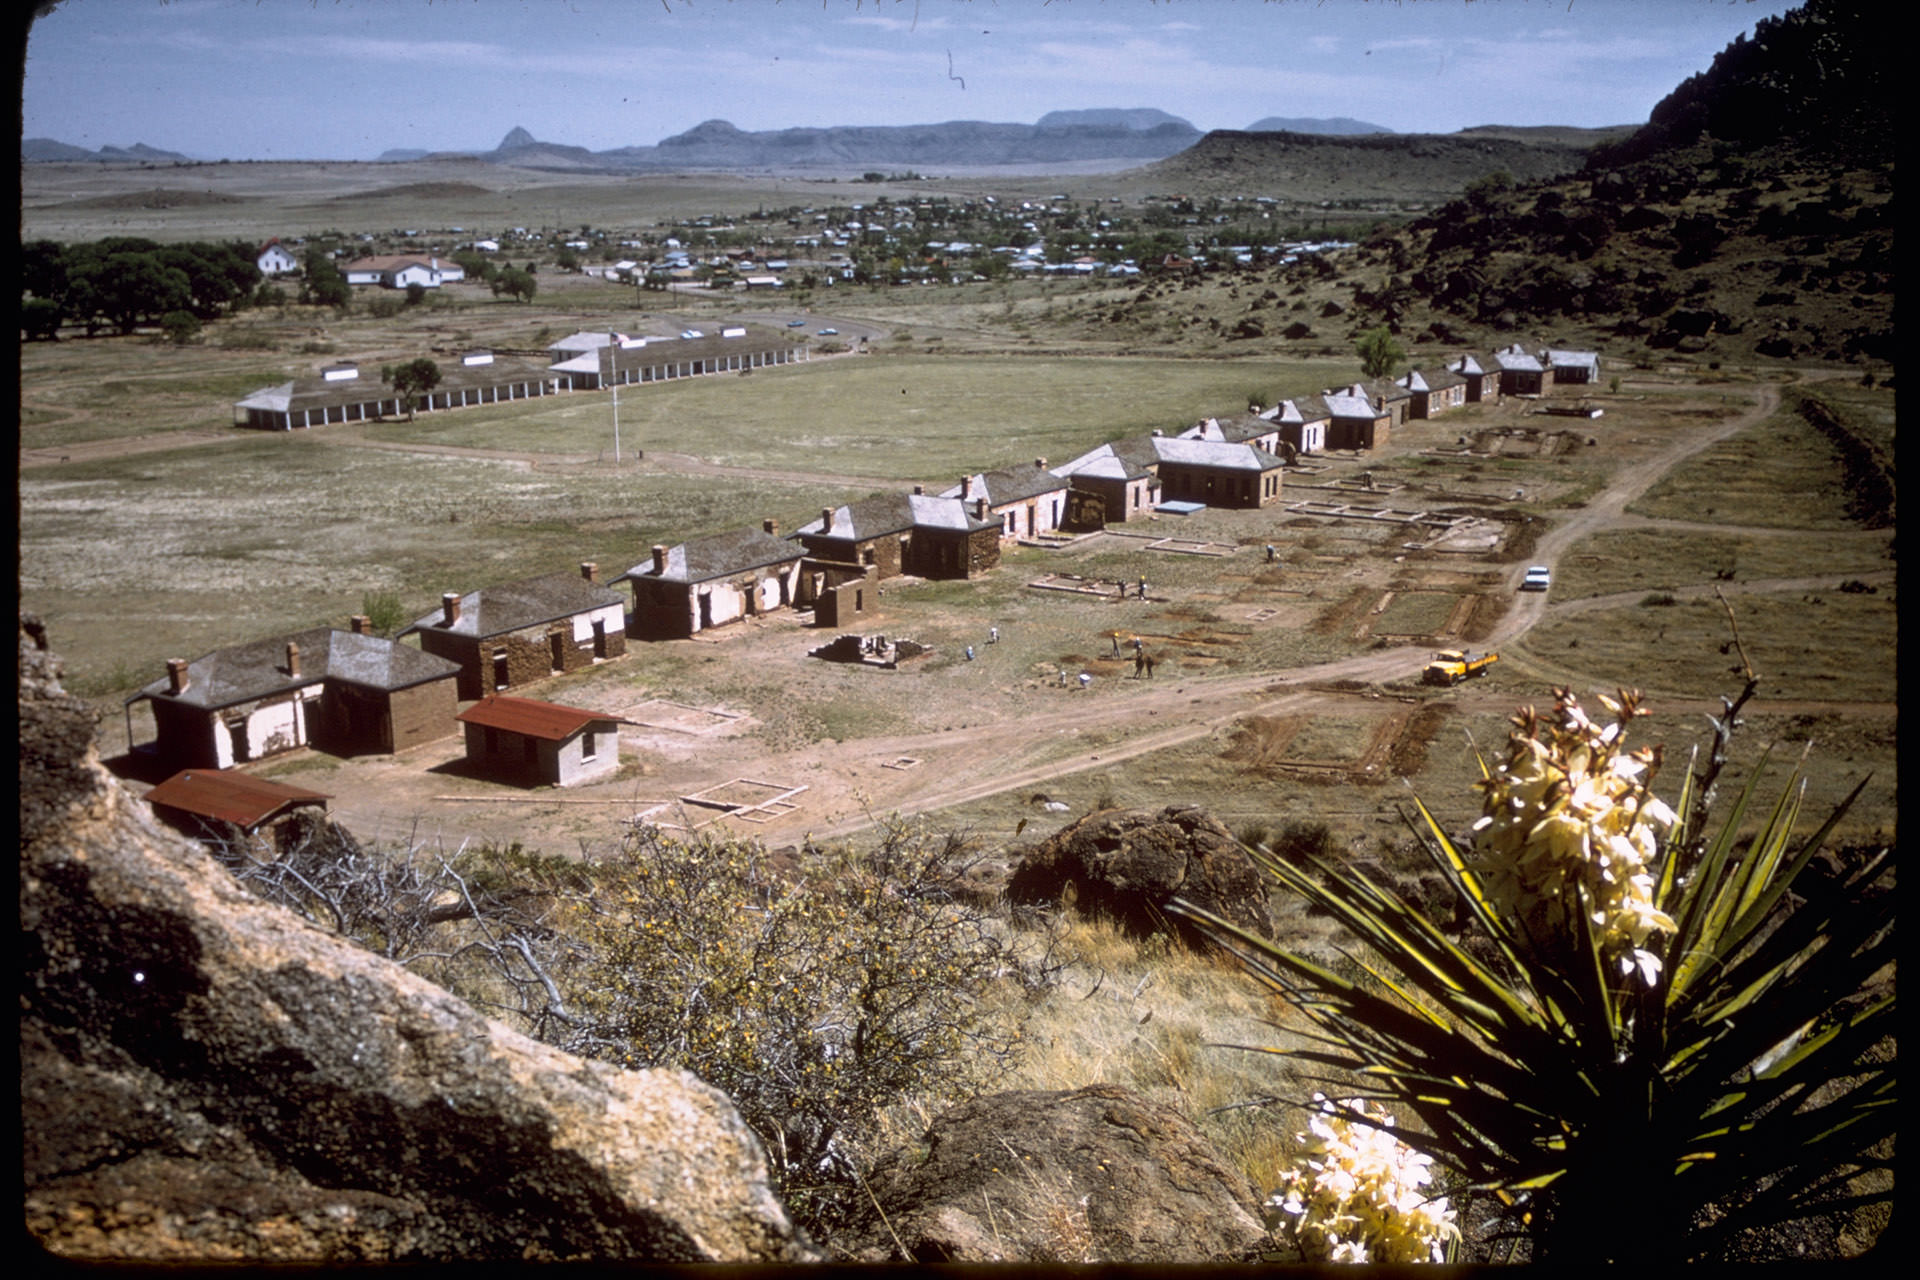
[23,0,1798,161]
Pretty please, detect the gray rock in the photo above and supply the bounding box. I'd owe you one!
[19,616,810,1264]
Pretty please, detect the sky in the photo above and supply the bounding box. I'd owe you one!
[21,0,1800,162]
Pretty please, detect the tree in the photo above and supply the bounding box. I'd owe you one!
[386,357,441,420]
[301,249,351,310]
[21,297,63,341]
[159,309,202,345]
[554,247,580,273]
[404,281,427,307]
[492,267,537,304]
[1356,324,1405,380]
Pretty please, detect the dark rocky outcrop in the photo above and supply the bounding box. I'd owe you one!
[844,1083,1267,1263]
[19,616,810,1264]
[1007,804,1271,946]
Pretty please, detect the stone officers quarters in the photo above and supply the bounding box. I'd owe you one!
[144,768,332,859]
[125,620,461,771]
[1544,348,1602,384]
[1177,414,1283,455]
[623,521,805,641]
[938,461,1071,543]
[1447,353,1502,402]
[404,564,629,700]
[1397,366,1470,419]
[1052,433,1285,523]
[455,695,634,788]
[1493,344,1554,396]
[1318,385,1396,451]
[1265,398,1332,456]
[232,353,562,430]
[792,492,1002,582]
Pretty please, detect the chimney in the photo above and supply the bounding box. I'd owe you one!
[821,507,835,533]
[1035,457,1047,470]
[913,484,925,496]
[166,658,190,695]
[441,592,461,626]
[763,517,779,537]
[961,476,973,499]
[651,544,668,574]
[285,641,301,678]
[580,561,599,583]
[974,497,989,522]
[350,614,372,635]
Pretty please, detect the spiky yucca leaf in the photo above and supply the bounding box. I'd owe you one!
[1173,692,1893,1262]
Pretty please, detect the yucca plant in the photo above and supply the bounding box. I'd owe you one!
[1173,681,1894,1262]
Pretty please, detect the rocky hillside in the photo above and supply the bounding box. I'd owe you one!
[1131,128,1610,203]
[1322,0,1894,367]
[19,616,810,1263]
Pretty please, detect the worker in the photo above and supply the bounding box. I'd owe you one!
[1134,650,1146,678]
[988,626,998,645]
[1266,544,1275,562]
[1078,672,1092,691]
[1145,655,1156,679]
[1110,633,1121,656]
[1138,576,1146,598]
[965,645,975,662]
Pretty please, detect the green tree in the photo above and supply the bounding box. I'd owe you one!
[385,357,442,420]
[21,297,64,341]
[492,267,537,303]
[301,249,351,310]
[404,281,427,307]
[554,247,581,273]
[159,309,202,345]
[1356,324,1405,380]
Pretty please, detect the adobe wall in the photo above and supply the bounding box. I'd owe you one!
[387,679,458,753]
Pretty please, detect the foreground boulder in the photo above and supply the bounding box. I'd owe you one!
[19,617,810,1263]
[845,1084,1267,1262]
[1008,804,1272,946]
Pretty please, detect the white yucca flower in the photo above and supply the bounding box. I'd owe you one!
[1468,688,1677,979]
[1265,1095,1459,1264]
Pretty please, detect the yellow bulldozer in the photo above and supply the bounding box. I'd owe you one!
[1422,648,1499,686]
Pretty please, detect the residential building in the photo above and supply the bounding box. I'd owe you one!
[1267,397,1331,456]
[144,768,331,858]
[405,565,629,700]
[456,696,633,788]
[255,238,300,276]
[232,356,561,429]
[937,461,1071,543]
[1318,385,1395,451]
[126,622,460,771]
[791,492,1002,582]
[1397,367,1469,419]
[624,521,805,640]
[1544,348,1602,384]
[1492,344,1554,396]
[1447,353,1502,402]
[341,254,464,289]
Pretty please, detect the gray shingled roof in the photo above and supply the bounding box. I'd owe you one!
[794,491,995,540]
[939,463,1068,507]
[625,527,802,584]
[405,572,626,640]
[131,628,459,711]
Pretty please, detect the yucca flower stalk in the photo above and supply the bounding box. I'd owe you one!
[1173,681,1894,1262]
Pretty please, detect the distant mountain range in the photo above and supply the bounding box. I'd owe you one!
[21,138,194,163]
[24,112,1405,170]
[371,113,1400,171]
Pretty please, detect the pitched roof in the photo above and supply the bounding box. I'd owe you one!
[1543,348,1601,372]
[938,463,1068,507]
[625,527,802,584]
[1269,397,1332,425]
[1400,366,1466,393]
[1147,435,1284,472]
[145,768,331,829]
[795,492,995,541]
[233,356,553,415]
[131,628,460,711]
[1320,385,1392,419]
[407,572,626,640]
[1179,414,1277,445]
[1448,353,1496,378]
[1493,344,1546,373]
[456,695,632,741]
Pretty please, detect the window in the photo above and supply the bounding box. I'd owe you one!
[581,730,597,761]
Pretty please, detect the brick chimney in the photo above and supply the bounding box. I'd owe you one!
[580,561,599,583]
[285,641,301,678]
[913,484,925,495]
[1035,457,1047,470]
[166,658,190,695]
[821,507,835,534]
[349,614,372,636]
[763,517,779,537]
[960,475,973,499]
[974,497,989,522]
[651,544,668,574]
[441,592,461,626]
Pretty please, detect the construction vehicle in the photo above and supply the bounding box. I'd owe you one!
[1422,649,1499,686]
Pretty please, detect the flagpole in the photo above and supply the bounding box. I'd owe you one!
[609,331,621,464]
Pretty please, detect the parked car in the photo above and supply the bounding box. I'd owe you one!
[787,319,807,327]
[1521,566,1551,592]
[817,327,839,335]
[680,329,703,339]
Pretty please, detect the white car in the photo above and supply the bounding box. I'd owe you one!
[1521,566,1551,592]
[680,329,703,339]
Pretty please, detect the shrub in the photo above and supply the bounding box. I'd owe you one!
[558,820,1027,1234]
[359,589,409,637]
[1175,683,1893,1262]
[364,293,403,319]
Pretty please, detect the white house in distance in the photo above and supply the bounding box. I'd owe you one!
[256,238,300,276]
[455,695,633,788]
[341,254,466,289]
